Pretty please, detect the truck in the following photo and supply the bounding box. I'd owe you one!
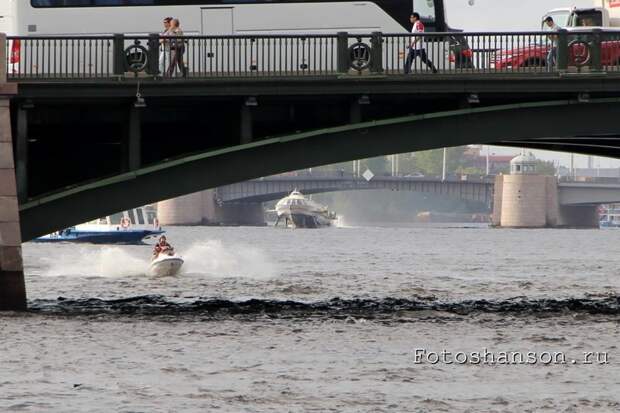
[494,1,620,70]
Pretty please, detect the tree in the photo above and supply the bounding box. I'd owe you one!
[413,147,467,176]
[362,156,390,175]
[456,166,485,175]
[533,159,557,176]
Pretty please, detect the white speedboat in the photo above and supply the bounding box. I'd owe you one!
[149,253,184,276]
[274,189,336,228]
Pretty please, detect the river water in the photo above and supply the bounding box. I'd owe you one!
[2,224,620,412]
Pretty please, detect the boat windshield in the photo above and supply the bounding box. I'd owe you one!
[109,212,124,225]
[135,208,145,225]
[145,206,158,224]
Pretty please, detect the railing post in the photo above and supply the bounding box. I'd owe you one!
[113,33,125,76]
[147,33,160,76]
[591,28,602,72]
[337,32,349,74]
[557,29,568,72]
[370,31,383,74]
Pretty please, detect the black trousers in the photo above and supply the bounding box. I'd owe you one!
[404,48,437,74]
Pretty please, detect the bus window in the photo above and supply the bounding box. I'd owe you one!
[413,0,436,21]
[31,1,156,6]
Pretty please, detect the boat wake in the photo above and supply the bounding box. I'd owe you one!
[28,295,620,317]
[182,240,279,280]
[30,240,278,279]
[40,246,149,278]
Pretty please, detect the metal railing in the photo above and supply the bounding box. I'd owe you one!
[5,30,620,81]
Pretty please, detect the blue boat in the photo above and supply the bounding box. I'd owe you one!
[34,206,164,244]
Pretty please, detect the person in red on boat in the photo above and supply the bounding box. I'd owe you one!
[153,235,174,258]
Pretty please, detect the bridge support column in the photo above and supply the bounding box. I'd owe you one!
[15,107,28,202]
[202,190,265,226]
[0,100,27,310]
[494,175,560,228]
[158,190,266,226]
[157,192,204,225]
[491,175,503,226]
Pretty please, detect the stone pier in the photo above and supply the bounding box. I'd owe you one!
[158,189,266,226]
[0,33,26,310]
[492,174,599,229]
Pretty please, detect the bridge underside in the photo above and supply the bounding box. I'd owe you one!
[12,77,620,240]
[559,184,620,206]
[15,77,620,198]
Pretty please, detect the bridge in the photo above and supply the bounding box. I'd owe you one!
[4,29,620,309]
[216,174,495,205]
[217,174,620,206]
[156,173,620,226]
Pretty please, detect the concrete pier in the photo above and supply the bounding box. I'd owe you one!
[158,189,266,226]
[0,34,26,310]
[158,192,205,226]
[492,154,599,229]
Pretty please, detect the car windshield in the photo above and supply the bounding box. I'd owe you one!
[573,10,603,27]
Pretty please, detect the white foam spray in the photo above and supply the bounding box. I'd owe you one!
[182,240,278,280]
[42,246,149,278]
[35,239,278,280]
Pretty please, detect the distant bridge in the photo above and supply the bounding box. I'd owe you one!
[216,174,495,206]
[558,182,620,205]
[216,174,620,208]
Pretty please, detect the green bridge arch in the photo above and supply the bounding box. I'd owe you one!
[19,98,620,240]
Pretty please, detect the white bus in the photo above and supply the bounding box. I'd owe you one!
[0,1,465,76]
[1,0,449,36]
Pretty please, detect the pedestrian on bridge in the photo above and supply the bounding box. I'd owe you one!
[404,13,438,75]
[167,18,188,78]
[159,17,173,75]
[544,16,559,71]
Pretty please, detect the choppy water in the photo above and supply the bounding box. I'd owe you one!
[3,225,620,411]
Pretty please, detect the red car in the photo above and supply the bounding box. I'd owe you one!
[493,34,620,69]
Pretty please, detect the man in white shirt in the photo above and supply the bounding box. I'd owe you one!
[544,16,559,71]
[159,17,172,75]
[404,13,438,74]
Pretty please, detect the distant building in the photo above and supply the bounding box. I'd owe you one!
[463,146,514,175]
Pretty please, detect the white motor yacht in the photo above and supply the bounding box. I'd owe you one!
[274,190,336,228]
